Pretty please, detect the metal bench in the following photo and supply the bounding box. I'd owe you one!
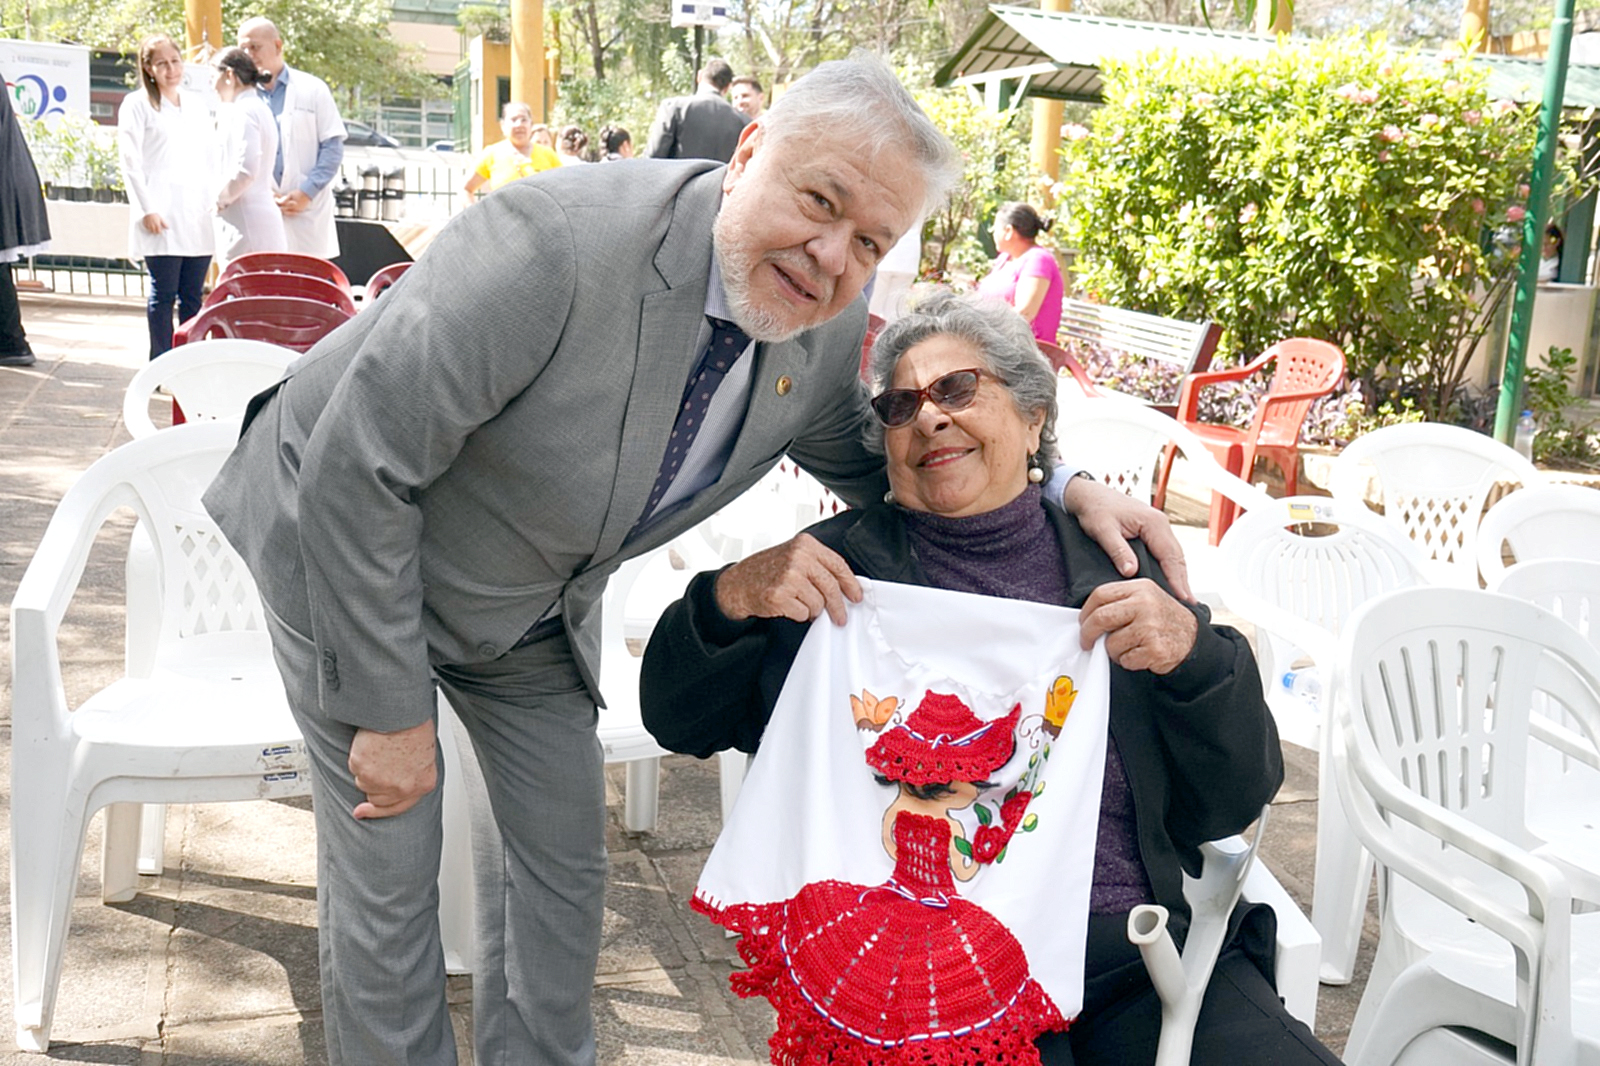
[1059,298,1222,416]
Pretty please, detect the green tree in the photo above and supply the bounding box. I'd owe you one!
[1061,33,1548,420]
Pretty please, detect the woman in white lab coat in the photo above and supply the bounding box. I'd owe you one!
[210,45,285,269]
[117,34,214,359]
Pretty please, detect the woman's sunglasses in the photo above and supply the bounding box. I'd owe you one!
[870,367,994,428]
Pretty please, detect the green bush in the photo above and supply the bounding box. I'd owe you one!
[1524,345,1600,469]
[1060,33,1544,420]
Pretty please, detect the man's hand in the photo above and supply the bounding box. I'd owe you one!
[1062,476,1194,603]
[139,212,168,235]
[349,718,438,820]
[276,190,313,216]
[1079,579,1198,675]
[714,533,862,625]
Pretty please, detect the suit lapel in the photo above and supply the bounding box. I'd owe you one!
[592,169,722,561]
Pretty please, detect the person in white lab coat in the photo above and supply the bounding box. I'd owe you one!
[237,17,346,259]
[117,34,215,360]
[211,45,287,268]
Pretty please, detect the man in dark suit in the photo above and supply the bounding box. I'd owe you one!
[645,57,750,163]
[203,54,1189,1066]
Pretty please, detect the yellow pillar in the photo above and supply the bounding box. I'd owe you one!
[1462,0,1491,51]
[1030,0,1069,195]
[510,0,547,123]
[1254,0,1292,36]
[184,0,225,58]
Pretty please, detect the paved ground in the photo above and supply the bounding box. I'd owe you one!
[0,292,1376,1064]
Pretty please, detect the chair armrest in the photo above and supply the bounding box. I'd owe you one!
[1173,352,1274,422]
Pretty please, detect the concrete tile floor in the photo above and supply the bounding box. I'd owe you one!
[0,292,1374,1064]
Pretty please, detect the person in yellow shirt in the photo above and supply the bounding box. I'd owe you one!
[463,102,561,202]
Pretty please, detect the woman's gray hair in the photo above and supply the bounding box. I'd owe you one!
[760,52,961,218]
[864,291,1060,470]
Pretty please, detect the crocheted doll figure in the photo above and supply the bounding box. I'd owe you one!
[700,691,1067,1066]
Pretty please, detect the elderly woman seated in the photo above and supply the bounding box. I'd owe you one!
[640,292,1340,1066]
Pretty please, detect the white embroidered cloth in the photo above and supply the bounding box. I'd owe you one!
[694,577,1110,1017]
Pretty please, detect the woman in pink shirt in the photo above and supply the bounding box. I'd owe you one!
[976,202,1064,344]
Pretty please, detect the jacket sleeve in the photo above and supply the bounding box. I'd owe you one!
[215,110,254,208]
[645,101,679,159]
[640,568,807,757]
[784,305,891,510]
[116,96,156,218]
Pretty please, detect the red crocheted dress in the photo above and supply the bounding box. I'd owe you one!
[696,810,1067,1065]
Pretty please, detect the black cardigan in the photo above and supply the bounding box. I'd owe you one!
[639,500,1283,924]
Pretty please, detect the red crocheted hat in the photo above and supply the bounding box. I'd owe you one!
[866,691,1021,785]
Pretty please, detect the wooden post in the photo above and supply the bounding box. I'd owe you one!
[510,0,547,122]
[1030,0,1069,195]
[1462,0,1492,51]
[184,0,225,58]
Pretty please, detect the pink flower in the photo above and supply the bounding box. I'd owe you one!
[1443,79,1461,94]
[1334,82,1360,99]
[1378,62,1395,77]
[1238,202,1259,223]
[1462,109,1482,124]
[1518,183,1530,198]
[1378,125,1404,143]
[1194,92,1216,108]
[1378,150,1391,162]
[1062,122,1090,141]
[1507,205,1527,222]
[1491,99,1517,117]
[1471,198,1485,214]
[1419,113,1440,127]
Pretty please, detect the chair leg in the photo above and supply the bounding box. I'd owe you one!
[100,803,143,903]
[136,803,167,876]
[435,696,476,975]
[1153,442,1177,510]
[1311,738,1374,985]
[623,757,660,833]
[11,762,92,1052]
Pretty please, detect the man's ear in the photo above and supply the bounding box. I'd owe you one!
[722,121,765,193]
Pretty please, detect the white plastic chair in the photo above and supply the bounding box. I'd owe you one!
[120,337,296,438]
[1328,423,1543,587]
[1475,482,1600,587]
[8,422,308,1052]
[1216,494,1432,985]
[1331,588,1600,1066]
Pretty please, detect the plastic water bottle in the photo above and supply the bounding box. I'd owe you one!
[1514,410,1537,461]
[1280,669,1322,704]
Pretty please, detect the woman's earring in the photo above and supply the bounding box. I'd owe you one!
[883,489,896,505]
[1028,466,1045,484]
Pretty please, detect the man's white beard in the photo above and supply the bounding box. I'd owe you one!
[713,215,808,344]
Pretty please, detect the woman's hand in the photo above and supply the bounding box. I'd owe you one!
[1062,476,1193,603]
[1078,579,1197,675]
[139,212,168,235]
[714,533,863,625]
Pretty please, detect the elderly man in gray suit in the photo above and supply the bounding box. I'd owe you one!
[203,53,1190,1066]
[645,57,750,163]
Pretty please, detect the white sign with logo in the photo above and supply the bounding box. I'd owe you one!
[669,0,730,28]
[0,38,90,124]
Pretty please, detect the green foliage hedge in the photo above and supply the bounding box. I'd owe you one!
[1061,34,1543,420]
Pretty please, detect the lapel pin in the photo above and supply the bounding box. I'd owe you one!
[775,375,793,396]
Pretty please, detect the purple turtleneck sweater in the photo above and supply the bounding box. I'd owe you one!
[900,486,1156,914]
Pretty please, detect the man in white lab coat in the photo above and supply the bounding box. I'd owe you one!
[238,17,347,258]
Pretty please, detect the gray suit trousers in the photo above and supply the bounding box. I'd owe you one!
[268,607,606,1066]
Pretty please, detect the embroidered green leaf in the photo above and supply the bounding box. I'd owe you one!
[997,845,1009,863]
[1028,752,1039,768]
[1022,813,1039,832]
[954,836,973,857]
[975,803,993,825]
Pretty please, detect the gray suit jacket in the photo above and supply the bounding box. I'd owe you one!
[645,87,749,163]
[203,160,885,733]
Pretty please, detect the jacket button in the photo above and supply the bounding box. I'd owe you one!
[775,375,793,396]
[477,642,499,659]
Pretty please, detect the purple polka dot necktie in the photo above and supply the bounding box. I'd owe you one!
[641,316,751,518]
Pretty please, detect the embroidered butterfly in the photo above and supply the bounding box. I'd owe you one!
[849,689,898,731]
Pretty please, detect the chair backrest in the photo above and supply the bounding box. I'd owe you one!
[122,339,297,438]
[1053,395,1266,511]
[363,260,412,301]
[219,251,352,294]
[206,271,357,316]
[12,423,267,669]
[1038,339,1100,400]
[1218,494,1430,681]
[1250,338,1345,448]
[1476,483,1600,586]
[174,295,352,352]
[1329,422,1543,582]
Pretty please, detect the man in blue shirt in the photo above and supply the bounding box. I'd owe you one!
[238,17,347,258]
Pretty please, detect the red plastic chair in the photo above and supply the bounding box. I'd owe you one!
[218,251,352,295]
[204,272,356,316]
[173,296,353,352]
[1038,339,1102,401]
[1153,338,1345,540]
[363,261,412,302]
